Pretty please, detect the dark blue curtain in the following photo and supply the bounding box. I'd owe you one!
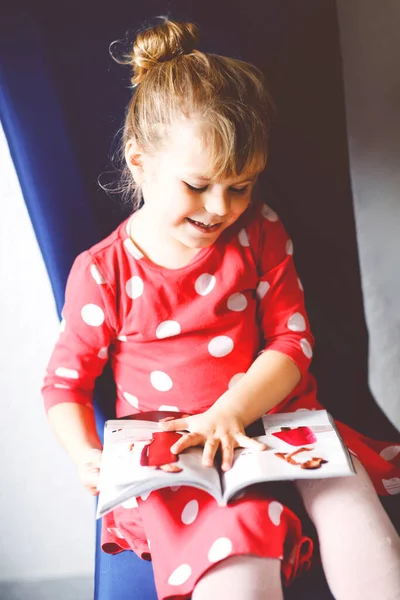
[1,1,397,598]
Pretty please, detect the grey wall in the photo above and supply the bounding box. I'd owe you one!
[337,0,400,430]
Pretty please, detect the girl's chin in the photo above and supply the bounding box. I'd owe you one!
[180,235,216,250]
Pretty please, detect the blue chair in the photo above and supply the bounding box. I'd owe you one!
[1,1,398,598]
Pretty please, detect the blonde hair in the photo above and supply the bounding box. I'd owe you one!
[109,17,274,207]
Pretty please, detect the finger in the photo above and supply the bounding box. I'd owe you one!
[160,418,188,432]
[88,485,99,496]
[170,432,202,454]
[89,449,103,468]
[235,433,267,451]
[202,438,220,467]
[159,416,177,422]
[220,436,235,471]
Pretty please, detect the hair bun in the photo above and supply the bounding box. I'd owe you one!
[129,18,199,85]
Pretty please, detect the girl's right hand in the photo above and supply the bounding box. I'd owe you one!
[76,448,103,495]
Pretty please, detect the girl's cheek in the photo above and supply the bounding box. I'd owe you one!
[233,196,251,215]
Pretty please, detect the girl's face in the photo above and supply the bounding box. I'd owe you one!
[127,122,258,253]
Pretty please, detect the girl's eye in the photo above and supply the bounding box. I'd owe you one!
[185,182,208,192]
[230,186,249,195]
[184,183,249,194]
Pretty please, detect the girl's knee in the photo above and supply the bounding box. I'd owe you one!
[192,555,283,600]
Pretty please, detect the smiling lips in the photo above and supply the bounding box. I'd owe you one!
[186,217,222,233]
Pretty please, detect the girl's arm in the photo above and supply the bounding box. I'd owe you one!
[162,351,300,471]
[210,349,301,429]
[47,403,103,495]
[43,251,116,492]
[47,403,102,465]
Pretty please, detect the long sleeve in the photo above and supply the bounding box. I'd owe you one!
[42,250,117,412]
[252,204,314,378]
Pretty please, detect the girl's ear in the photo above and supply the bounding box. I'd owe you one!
[125,139,145,184]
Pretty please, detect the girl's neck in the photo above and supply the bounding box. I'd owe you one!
[128,209,203,270]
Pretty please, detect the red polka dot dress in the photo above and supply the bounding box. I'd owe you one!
[42,202,400,599]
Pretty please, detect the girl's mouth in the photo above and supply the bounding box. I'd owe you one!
[186,218,222,234]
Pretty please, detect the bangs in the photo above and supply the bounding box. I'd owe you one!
[199,113,268,181]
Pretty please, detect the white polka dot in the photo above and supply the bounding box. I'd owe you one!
[300,338,313,359]
[287,313,306,332]
[54,383,71,389]
[208,537,233,563]
[261,204,279,222]
[295,408,312,412]
[81,304,105,327]
[181,500,199,525]
[286,240,294,255]
[123,392,139,408]
[140,491,151,501]
[256,281,270,300]
[156,320,181,339]
[238,228,250,247]
[150,371,173,392]
[60,318,66,333]
[107,527,124,539]
[227,293,247,312]
[170,486,181,492]
[126,276,144,299]
[121,497,138,509]
[380,446,400,461]
[268,501,283,526]
[298,278,304,292]
[168,564,192,586]
[90,264,106,284]
[158,405,180,411]
[228,373,246,389]
[208,336,234,358]
[55,367,79,379]
[382,478,400,495]
[195,273,216,296]
[117,334,128,342]
[123,237,144,260]
[98,347,108,359]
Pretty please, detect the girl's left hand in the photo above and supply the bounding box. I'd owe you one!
[159,408,266,471]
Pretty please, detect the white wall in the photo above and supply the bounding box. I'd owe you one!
[0,122,95,582]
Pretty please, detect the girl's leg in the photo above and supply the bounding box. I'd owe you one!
[192,555,284,600]
[296,457,400,600]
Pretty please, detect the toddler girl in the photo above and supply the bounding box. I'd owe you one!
[43,18,400,600]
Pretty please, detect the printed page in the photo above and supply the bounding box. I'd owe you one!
[97,420,222,517]
[222,410,355,503]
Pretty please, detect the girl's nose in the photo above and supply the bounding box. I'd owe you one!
[204,191,230,217]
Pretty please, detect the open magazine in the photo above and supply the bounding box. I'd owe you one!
[96,409,355,519]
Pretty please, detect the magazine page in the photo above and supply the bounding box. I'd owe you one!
[97,419,222,518]
[222,410,355,504]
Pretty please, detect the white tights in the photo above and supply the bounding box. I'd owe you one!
[192,458,400,600]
